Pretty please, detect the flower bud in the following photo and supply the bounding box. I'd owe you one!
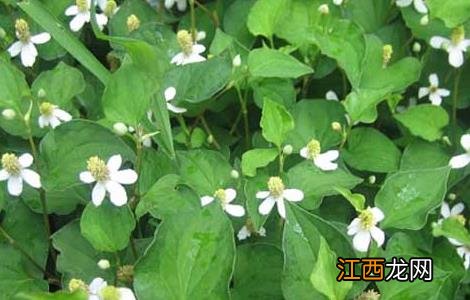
[420,15,429,26]
[331,122,342,132]
[357,289,380,300]
[113,122,128,136]
[230,169,239,179]
[442,135,451,146]
[196,31,206,41]
[117,265,134,283]
[207,134,214,144]
[318,4,330,15]
[412,42,421,53]
[2,109,16,120]
[368,175,376,184]
[447,193,457,201]
[37,88,47,99]
[232,54,241,67]
[68,278,87,292]
[282,144,293,155]
[97,259,111,270]
[127,14,140,32]
[382,44,393,68]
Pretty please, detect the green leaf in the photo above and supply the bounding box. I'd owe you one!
[310,237,352,300]
[346,0,393,33]
[177,149,233,195]
[286,99,346,151]
[136,174,199,219]
[394,104,450,142]
[15,291,87,300]
[134,207,235,300]
[31,62,85,109]
[432,218,470,246]
[224,0,256,47]
[80,202,136,252]
[248,48,313,78]
[251,78,296,109]
[260,98,295,147]
[246,0,288,39]
[52,220,114,284]
[343,127,401,173]
[102,64,154,125]
[241,148,279,177]
[18,0,110,84]
[164,56,232,104]
[287,161,363,209]
[334,186,365,212]
[400,139,450,170]
[375,166,450,230]
[427,0,470,28]
[232,244,283,299]
[0,59,31,111]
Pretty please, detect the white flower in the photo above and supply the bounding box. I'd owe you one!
[200,188,245,217]
[164,0,187,11]
[164,87,187,113]
[418,74,450,106]
[127,125,153,148]
[88,277,136,300]
[300,139,339,171]
[430,26,470,68]
[113,122,128,136]
[332,0,343,6]
[232,54,242,67]
[318,4,330,15]
[256,177,304,219]
[449,134,470,169]
[7,19,51,67]
[65,0,108,32]
[325,90,339,101]
[171,30,206,65]
[395,0,428,14]
[38,102,72,129]
[456,246,470,270]
[237,225,266,241]
[98,0,119,17]
[0,153,41,196]
[79,155,138,207]
[347,207,385,252]
[439,201,465,245]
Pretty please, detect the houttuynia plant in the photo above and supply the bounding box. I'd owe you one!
[0,0,469,299]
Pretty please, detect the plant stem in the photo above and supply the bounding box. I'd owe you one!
[132,136,143,207]
[200,115,221,150]
[176,114,191,147]
[194,0,219,27]
[190,0,197,40]
[278,152,285,175]
[235,86,250,148]
[452,68,462,130]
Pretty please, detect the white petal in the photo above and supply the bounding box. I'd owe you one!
[325,90,339,100]
[49,116,61,129]
[370,226,385,247]
[70,13,89,32]
[200,196,214,206]
[164,0,176,9]
[333,0,343,6]
[371,207,385,222]
[20,43,38,67]
[0,169,9,181]
[95,13,108,29]
[283,189,304,202]
[299,147,309,159]
[449,154,470,169]
[429,93,442,106]
[459,40,470,51]
[80,171,96,183]
[430,36,450,49]
[224,188,237,203]
[142,138,152,148]
[167,103,187,114]
[176,0,187,11]
[38,115,46,128]
[21,169,41,189]
[437,89,450,97]
[314,154,338,171]
[460,134,470,151]
[118,288,136,300]
[164,87,176,101]
[53,108,72,122]
[30,33,51,44]
[396,0,412,7]
[258,196,276,215]
[107,155,122,172]
[449,48,464,68]
[88,277,106,294]
[418,87,430,98]
[92,183,106,206]
[192,44,206,54]
[255,191,270,199]
[352,230,371,252]
[106,181,128,206]
[18,153,33,168]
[276,198,286,219]
[111,169,138,185]
[171,53,185,65]
[347,218,361,235]
[224,204,245,217]
[258,227,266,236]
[464,254,470,270]
[7,176,23,196]
[65,5,79,16]
[413,0,428,14]
[97,0,108,11]
[429,73,439,86]
[7,41,23,57]
[450,203,464,216]
[182,53,206,65]
[440,202,450,218]
[237,226,250,240]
